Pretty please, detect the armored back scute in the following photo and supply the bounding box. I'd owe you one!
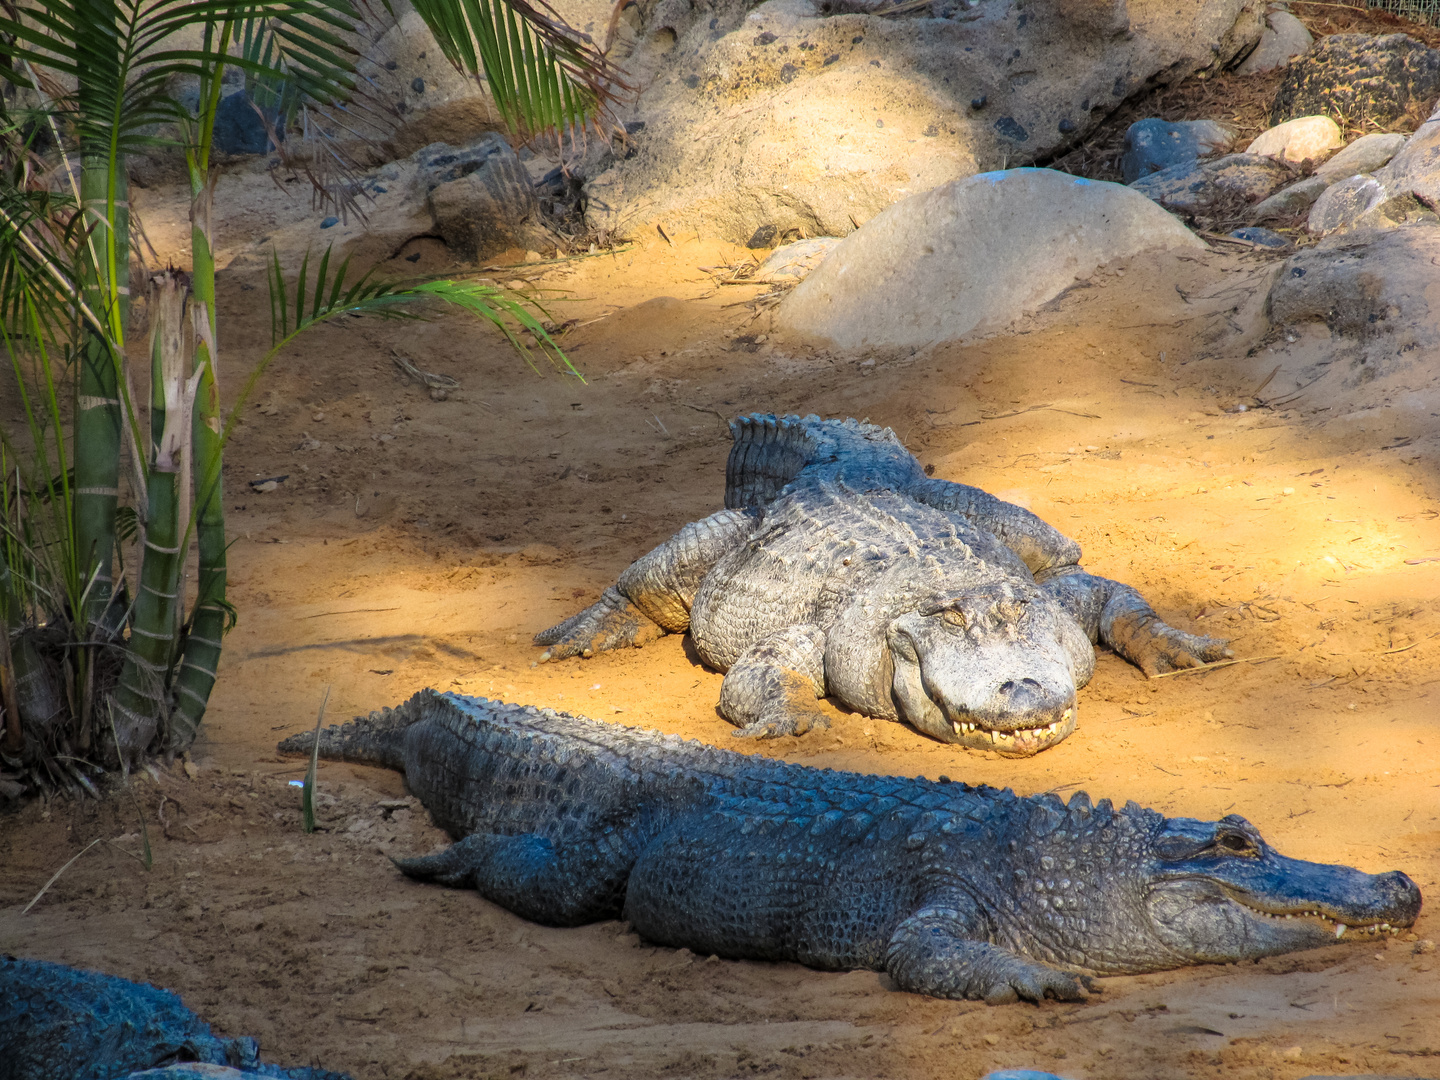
[725,413,925,509]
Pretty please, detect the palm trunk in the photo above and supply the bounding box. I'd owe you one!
[110,271,192,767]
[171,174,225,749]
[73,162,128,624]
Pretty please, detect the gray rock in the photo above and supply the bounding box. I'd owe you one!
[586,0,1264,243]
[421,135,541,260]
[1306,174,1388,234]
[1130,153,1293,214]
[1271,33,1440,127]
[1314,131,1407,182]
[1249,174,1329,221]
[1269,224,1440,376]
[1229,225,1291,247]
[775,168,1202,350]
[211,91,281,155]
[1121,118,1235,183]
[1234,9,1313,75]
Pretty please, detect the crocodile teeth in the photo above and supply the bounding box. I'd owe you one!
[1335,923,1346,938]
[952,720,962,736]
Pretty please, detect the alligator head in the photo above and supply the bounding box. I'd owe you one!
[999,799,1424,973]
[887,581,1094,756]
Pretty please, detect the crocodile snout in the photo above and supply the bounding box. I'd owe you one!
[1374,870,1423,926]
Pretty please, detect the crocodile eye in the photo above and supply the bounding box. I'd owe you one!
[940,609,967,629]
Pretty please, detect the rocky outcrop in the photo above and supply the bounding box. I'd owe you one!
[585,0,1266,242]
[1305,101,1440,234]
[1270,33,1440,127]
[774,168,1203,350]
[1269,224,1440,378]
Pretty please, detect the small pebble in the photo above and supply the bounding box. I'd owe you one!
[319,216,339,229]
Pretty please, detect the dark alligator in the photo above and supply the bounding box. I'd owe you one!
[535,414,1229,756]
[0,956,351,1080]
[279,691,1421,1003]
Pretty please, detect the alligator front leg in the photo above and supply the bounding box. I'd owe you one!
[719,624,831,738]
[886,907,1090,1004]
[393,832,631,926]
[1037,566,1231,677]
[536,509,756,661]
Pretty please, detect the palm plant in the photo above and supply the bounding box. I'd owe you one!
[0,0,617,792]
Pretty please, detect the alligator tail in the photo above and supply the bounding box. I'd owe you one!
[276,689,436,770]
[725,413,820,509]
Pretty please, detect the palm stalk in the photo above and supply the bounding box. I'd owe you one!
[110,270,195,767]
[170,23,229,748]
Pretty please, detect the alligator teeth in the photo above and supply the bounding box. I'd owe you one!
[1061,708,1073,722]
[952,720,962,736]
[1335,923,1346,939]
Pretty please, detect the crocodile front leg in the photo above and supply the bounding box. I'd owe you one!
[536,509,756,661]
[886,906,1091,1004]
[719,624,831,738]
[1037,566,1231,676]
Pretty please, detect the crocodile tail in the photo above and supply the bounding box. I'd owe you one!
[276,688,436,770]
[724,413,821,509]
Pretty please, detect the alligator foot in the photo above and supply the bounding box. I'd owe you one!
[1109,613,1232,677]
[534,586,666,660]
[719,624,831,739]
[886,907,1093,1004]
[732,707,831,739]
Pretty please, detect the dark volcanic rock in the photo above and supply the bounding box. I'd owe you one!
[1270,33,1440,128]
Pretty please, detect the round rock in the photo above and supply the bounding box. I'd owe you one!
[1246,115,1344,164]
[774,168,1203,351]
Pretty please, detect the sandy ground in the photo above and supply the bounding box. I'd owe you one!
[3,166,1440,1080]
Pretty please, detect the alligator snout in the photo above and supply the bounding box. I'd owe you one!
[1373,870,1423,925]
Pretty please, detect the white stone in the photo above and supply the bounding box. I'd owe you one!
[1246,115,1344,164]
[1234,10,1313,74]
[774,169,1203,351]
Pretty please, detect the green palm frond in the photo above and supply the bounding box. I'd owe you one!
[410,0,627,141]
[0,1,368,153]
[232,244,578,451]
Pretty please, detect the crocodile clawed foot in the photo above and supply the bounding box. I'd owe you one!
[533,586,665,661]
[732,710,831,739]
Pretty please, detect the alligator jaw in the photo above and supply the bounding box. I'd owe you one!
[946,707,1076,757]
[1230,897,1407,940]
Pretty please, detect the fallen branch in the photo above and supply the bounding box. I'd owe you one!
[1147,653,1284,679]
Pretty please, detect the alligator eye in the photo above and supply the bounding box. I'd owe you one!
[940,610,967,629]
[1217,831,1257,855]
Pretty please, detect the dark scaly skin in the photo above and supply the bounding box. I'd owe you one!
[535,414,1231,757]
[0,956,351,1080]
[279,692,1423,1004]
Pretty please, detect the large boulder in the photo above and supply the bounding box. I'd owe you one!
[587,0,1266,243]
[1268,224,1440,378]
[1130,152,1292,215]
[773,167,1203,350]
[1234,8,1313,75]
[1270,33,1440,128]
[1121,118,1235,183]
